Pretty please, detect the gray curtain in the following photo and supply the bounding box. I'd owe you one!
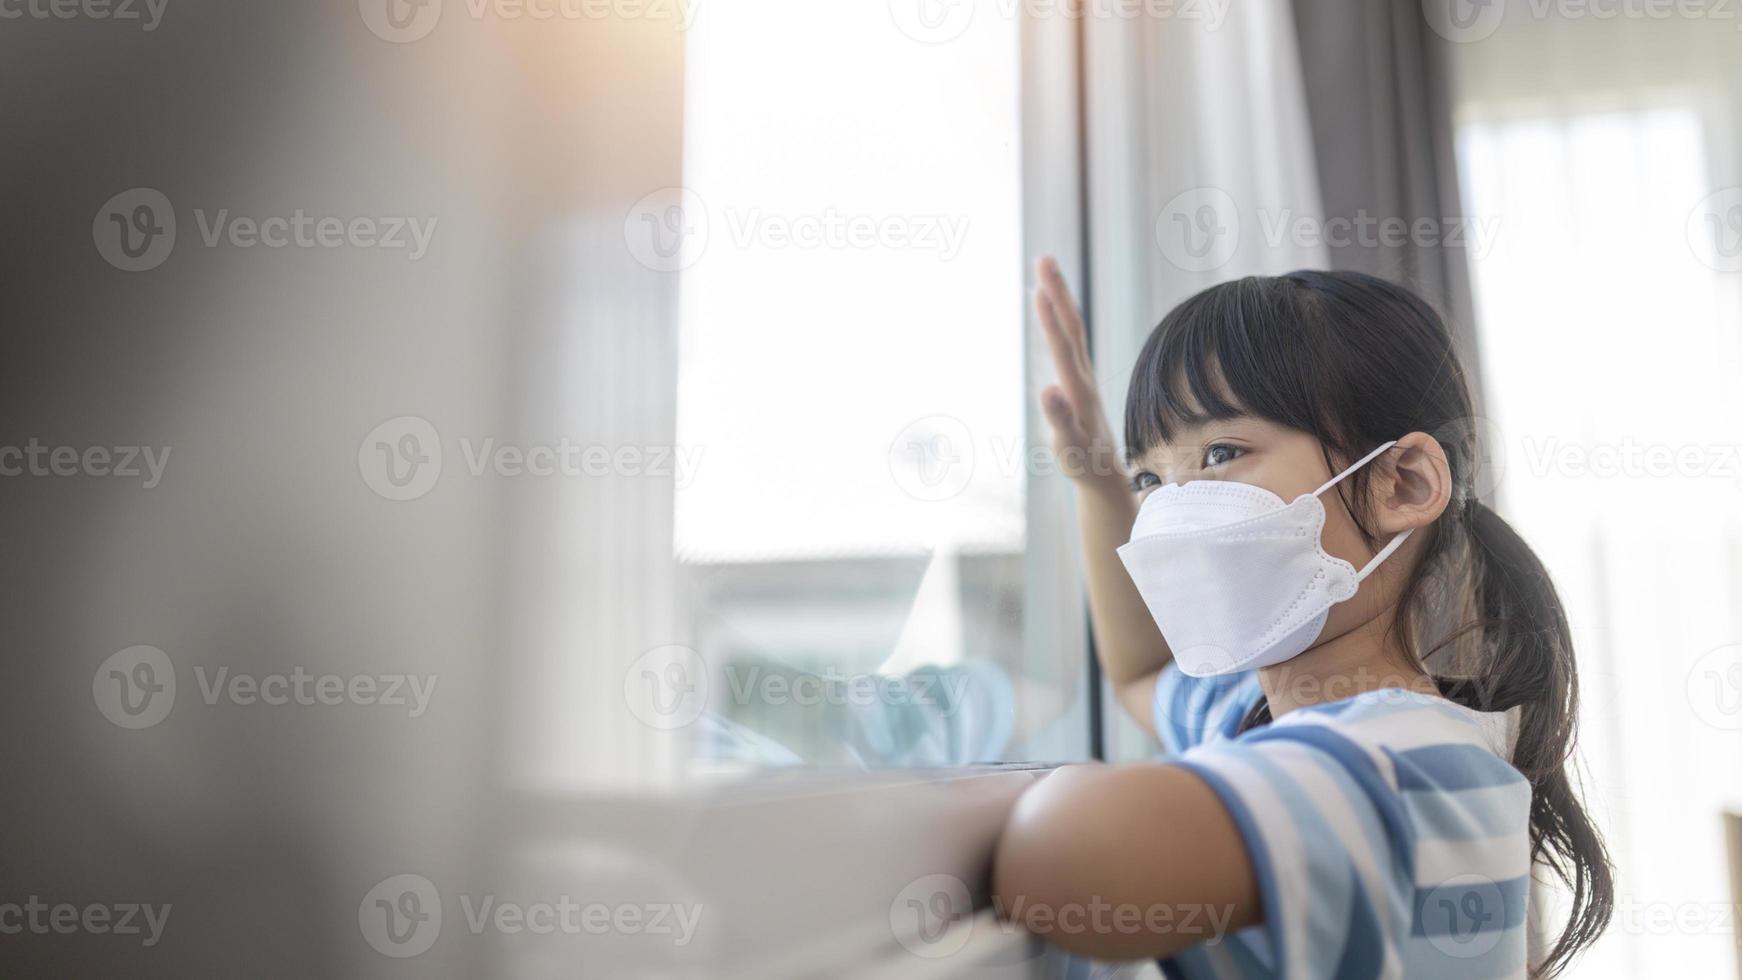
[1289,2,1484,396]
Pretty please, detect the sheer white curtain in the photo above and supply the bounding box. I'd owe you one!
[498,23,690,796]
[1449,6,1742,977]
[1083,0,1328,411]
[1083,2,1330,761]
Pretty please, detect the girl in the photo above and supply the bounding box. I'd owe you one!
[993,259,1611,978]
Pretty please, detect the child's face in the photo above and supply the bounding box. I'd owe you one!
[1130,413,1403,661]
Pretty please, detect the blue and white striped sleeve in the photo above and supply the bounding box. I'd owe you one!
[1152,663,1263,755]
[1165,693,1533,980]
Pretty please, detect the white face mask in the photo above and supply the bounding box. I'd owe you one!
[1115,440,1414,677]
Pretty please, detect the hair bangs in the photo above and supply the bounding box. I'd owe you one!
[1123,276,1325,460]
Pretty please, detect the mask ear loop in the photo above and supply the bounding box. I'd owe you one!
[1310,439,1415,582]
[1312,439,1399,497]
[1356,527,1414,582]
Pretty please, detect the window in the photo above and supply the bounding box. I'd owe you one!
[656,0,1089,770]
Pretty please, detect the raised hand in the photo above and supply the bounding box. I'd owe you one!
[1034,256,1126,494]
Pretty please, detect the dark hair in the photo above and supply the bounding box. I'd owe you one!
[1124,270,1612,977]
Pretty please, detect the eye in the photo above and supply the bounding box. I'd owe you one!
[1202,443,1244,468]
[1129,470,1161,493]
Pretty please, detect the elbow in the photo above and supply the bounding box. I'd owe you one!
[991,762,1238,962]
[991,764,1110,953]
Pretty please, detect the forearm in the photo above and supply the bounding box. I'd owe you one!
[1028,253,1170,722]
[1075,478,1170,687]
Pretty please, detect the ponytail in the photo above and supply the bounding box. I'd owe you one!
[1455,500,1613,978]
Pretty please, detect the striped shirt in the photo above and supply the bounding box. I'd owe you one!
[1151,665,1532,980]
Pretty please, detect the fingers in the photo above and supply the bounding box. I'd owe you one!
[1038,384,1080,442]
[1039,384,1077,434]
[1036,285,1081,394]
[1037,256,1088,360]
[1035,256,1096,409]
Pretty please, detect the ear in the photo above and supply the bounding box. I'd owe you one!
[1371,431,1452,534]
